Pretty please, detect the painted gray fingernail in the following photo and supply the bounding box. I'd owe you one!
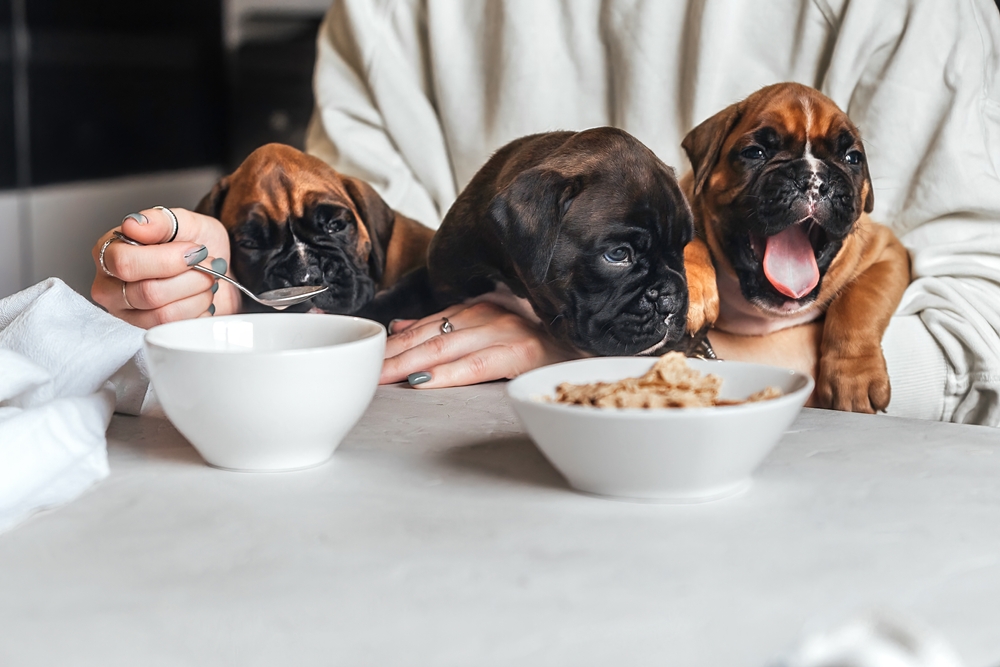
[211,282,219,294]
[184,245,208,266]
[122,212,148,225]
[408,371,432,386]
[208,304,216,316]
[211,257,227,274]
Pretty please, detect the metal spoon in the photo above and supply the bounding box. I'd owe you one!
[111,231,328,311]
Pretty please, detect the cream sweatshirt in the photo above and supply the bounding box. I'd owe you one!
[306,0,1000,425]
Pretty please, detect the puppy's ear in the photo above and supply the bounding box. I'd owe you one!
[194,176,230,220]
[342,175,395,285]
[682,103,742,197]
[862,163,875,213]
[488,169,578,286]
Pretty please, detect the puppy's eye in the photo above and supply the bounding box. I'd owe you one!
[603,246,632,264]
[845,150,864,166]
[740,146,766,160]
[314,204,351,234]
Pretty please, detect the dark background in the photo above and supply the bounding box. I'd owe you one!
[0,0,320,190]
[0,0,15,188]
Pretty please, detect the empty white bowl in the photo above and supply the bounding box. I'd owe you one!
[506,357,813,502]
[144,313,385,472]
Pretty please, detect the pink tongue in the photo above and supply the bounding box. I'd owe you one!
[762,224,819,299]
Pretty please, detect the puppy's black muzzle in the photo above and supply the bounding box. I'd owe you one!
[569,266,688,357]
[721,159,863,307]
[752,160,858,239]
[261,244,374,314]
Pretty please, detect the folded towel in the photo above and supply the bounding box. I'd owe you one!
[0,278,148,533]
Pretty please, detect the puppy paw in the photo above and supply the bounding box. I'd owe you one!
[684,240,719,334]
[815,349,891,414]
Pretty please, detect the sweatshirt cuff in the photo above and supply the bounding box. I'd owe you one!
[881,314,948,421]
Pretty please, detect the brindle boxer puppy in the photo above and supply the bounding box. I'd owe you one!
[196,143,434,314]
[681,82,910,413]
[369,127,718,357]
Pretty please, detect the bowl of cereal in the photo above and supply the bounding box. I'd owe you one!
[506,353,813,502]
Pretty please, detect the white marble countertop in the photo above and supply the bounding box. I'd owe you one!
[2,383,999,667]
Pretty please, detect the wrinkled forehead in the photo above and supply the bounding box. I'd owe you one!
[731,89,860,154]
[222,147,354,224]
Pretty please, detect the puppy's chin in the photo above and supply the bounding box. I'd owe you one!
[558,304,688,357]
[258,262,376,315]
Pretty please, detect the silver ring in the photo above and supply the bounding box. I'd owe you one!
[121,281,135,310]
[154,206,179,243]
[440,317,453,334]
[99,236,118,278]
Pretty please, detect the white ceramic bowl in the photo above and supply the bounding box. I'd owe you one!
[507,357,813,502]
[144,313,386,472]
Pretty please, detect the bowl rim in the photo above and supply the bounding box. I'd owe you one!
[143,312,386,357]
[506,356,814,417]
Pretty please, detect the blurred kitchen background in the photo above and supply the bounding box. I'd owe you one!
[0,0,330,299]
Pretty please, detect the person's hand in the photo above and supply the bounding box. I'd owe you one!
[91,207,239,328]
[380,301,578,388]
[707,322,822,405]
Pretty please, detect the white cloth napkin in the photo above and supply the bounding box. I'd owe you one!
[0,278,149,533]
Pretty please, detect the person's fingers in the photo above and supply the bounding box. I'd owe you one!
[113,289,216,329]
[388,319,417,335]
[102,236,209,283]
[409,341,553,389]
[401,303,471,330]
[381,322,528,384]
[384,302,511,358]
[120,207,222,246]
[122,266,217,311]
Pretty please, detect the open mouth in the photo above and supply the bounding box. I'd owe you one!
[748,220,830,300]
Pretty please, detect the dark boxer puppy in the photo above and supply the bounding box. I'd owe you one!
[196,143,434,314]
[370,127,717,357]
[681,82,910,412]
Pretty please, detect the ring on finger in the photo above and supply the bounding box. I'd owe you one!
[440,317,454,334]
[99,236,119,278]
[154,205,179,243]
[121,281,135,310]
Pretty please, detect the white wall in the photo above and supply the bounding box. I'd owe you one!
[0,193,24,299]
[1,168,221,300]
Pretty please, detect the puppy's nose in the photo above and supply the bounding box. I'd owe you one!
[648,283,681,314]
[299,266,322,284]
[795,169,830,197]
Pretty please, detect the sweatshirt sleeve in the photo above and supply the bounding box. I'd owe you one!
[821,0,1000,424]
[305,0,457,229]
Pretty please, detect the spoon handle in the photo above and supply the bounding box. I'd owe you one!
[188,264,261,304]
[112,230,265,305]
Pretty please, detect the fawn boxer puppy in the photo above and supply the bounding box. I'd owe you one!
[369,127,718,357]
[196,143,434,314]
[681,83,910,413]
